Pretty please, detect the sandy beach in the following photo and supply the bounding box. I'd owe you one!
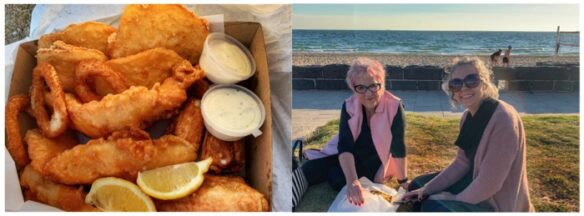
[293,53,580,67]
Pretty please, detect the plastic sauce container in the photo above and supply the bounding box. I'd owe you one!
[201,84,265,141]
[199,33,256,84]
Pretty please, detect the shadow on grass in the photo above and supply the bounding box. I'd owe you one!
[294,113,579,212]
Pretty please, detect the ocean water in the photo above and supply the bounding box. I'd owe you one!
[293,30,579,56]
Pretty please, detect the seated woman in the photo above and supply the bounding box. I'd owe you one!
[292,57,408,208]
[401,57,533,212]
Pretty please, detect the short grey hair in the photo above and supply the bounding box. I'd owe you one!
[441,56,499,108]
[345,57,386,92]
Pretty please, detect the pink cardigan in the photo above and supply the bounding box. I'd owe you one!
[424,100,534,212]
[303,91,402,180]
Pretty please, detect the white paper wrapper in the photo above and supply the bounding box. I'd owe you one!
[328,177,407,212]
[5,149,24,211]
[20,201,63,212]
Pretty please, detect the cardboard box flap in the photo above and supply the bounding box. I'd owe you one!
[224,22,259,47]
[231,22,274,204]
[9,42,37,97]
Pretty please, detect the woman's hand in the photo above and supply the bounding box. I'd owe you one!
[428,192,456,201]
[400,186,425,202]
[346,180,365,206]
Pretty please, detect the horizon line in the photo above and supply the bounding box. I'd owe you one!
[292,28,580,33]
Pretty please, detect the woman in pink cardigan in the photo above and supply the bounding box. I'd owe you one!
[292,57,408,208]
[401,57,534,212]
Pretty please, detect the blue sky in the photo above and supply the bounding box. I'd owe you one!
[293,4,579,31]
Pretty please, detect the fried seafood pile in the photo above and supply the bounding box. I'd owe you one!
[369,189,394,203]
[6,4,267,212]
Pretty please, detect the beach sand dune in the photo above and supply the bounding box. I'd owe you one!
[294,53,579,67]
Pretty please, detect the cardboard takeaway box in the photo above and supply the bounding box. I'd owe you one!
[7,21,273,210]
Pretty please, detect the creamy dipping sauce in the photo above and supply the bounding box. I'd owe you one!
[200,33,256,85]
[203,87,262,132]
[208,39,251,77]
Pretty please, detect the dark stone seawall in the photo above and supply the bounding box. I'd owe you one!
[293,64,579,92]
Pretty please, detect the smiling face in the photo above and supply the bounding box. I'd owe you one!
[451,64,485,111]
[354,74,383,109]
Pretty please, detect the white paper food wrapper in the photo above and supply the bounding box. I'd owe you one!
[5,149,24,211]
[328,177,406,212]
[4,6,224,212]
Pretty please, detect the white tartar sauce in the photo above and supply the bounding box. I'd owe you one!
[208,39,251,77]
[203,87,261,132]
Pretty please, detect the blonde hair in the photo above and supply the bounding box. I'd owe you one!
[441,56,499,108]
[345,57,386,92]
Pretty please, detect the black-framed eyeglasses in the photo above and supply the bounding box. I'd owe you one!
[353,83,382,94]
[448,73,481,92]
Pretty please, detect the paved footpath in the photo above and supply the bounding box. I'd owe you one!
[292,90,579,140]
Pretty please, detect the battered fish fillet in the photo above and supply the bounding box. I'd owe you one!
[43,129,196,185]
[107,4,208,64]
[94,48,185,96]
[25,129,77,174]
[43,129,156,185]
[200,131,245,174]
[20,165,98,211]
[168,98,204,159]
[144,135,197,170]
[36,41,108,92]
[155,175,269,212]
[66,61,204,138]
[38,21,116,53]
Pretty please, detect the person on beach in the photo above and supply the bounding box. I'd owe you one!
[490,49,502,66]
[400,57,533,212]
[502,45,512,67]
[292,57,408,208]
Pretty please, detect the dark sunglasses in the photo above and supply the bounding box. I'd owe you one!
[448,74,481,92]
[353,83,382,94]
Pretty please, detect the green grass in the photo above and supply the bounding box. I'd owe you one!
[295,113,579,212]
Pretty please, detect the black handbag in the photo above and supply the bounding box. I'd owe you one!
[292,138,304,171]
[292,138,307,210]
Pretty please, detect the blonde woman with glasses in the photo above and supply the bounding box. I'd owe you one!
[401,57,533,212]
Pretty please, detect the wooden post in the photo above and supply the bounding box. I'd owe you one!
[555,26,560,56]
[555,26,579,56]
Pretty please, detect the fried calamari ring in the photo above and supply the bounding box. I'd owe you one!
[5,94,32,168]
[75,60,130,103]
[31,63,68,138]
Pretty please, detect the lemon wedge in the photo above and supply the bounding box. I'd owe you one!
[85,177,156,212]
[137,157,213,200]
